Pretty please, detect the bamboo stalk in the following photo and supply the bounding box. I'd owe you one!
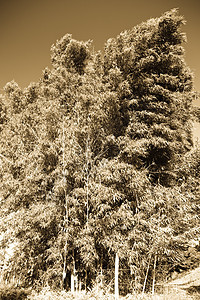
[152,253,157,295]
[62,117,68,289]
[79,279,82,292]
[85,270,87,291]
[100,258,103,289]
[142,254,151,296]
[71,273,74,293]
[115,253,119,300]
[71,251,76,293]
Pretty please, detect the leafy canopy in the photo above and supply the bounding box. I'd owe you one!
[0,8,199,293]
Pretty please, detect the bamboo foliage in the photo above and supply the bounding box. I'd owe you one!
[0,9,199,294]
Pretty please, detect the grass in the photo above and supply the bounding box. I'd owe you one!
[27,286,198,300]
[0,280,199,299]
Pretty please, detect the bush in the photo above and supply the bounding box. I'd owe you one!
[0,284,31,300]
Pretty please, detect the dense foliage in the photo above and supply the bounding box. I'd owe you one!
[0,9,199,294]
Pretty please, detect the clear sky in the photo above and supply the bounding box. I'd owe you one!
[1,0,199,140]
[0,0,199,91]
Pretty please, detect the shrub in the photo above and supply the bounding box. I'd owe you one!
[0,284,31,299]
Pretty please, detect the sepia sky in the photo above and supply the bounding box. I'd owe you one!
[1,0,200,140]
[0,0,199,90]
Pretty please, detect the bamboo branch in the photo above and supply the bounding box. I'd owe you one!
[0,153,13,164]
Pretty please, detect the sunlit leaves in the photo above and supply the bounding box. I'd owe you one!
[0,8,198,293]
[51,34,92,74]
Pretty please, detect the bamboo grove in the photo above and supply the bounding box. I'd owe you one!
[0,9,200,294]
